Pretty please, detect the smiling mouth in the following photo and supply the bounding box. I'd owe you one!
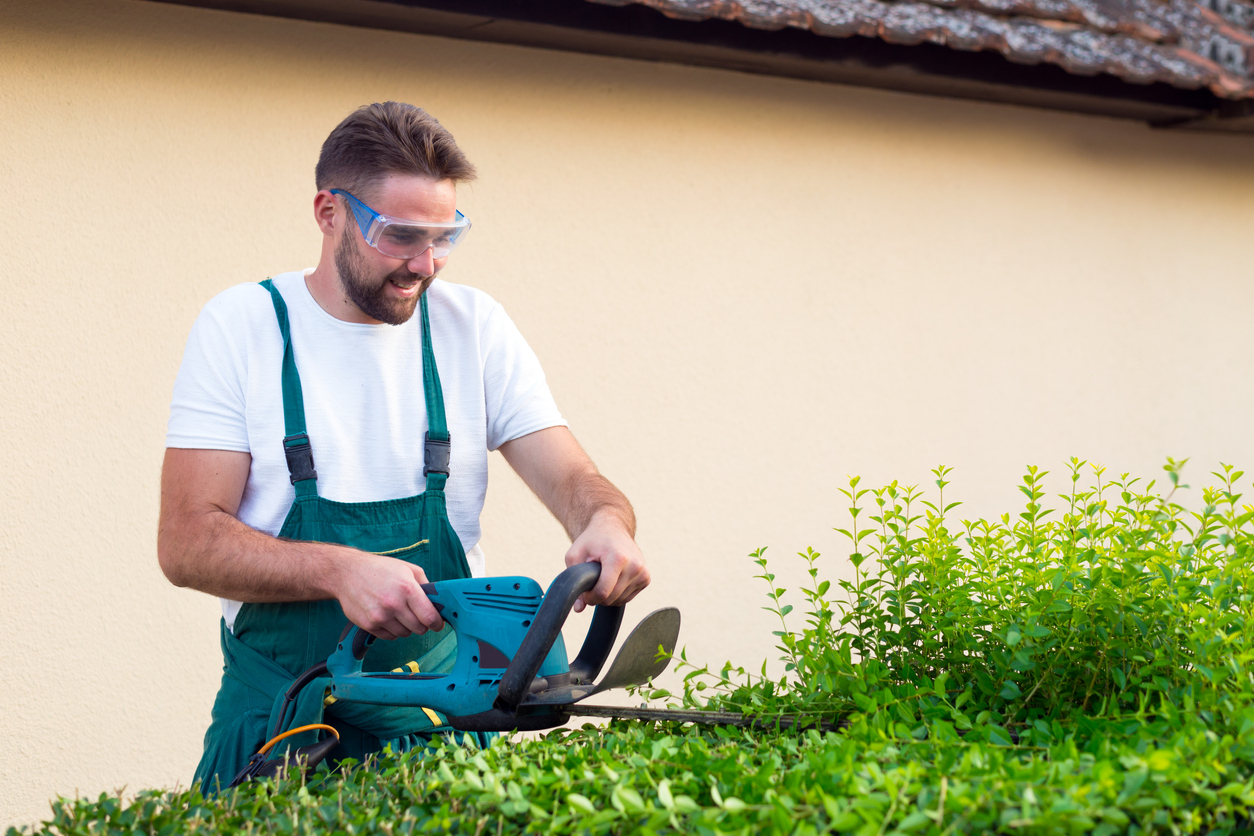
[389,276,423,292]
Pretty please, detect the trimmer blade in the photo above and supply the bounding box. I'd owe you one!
[570,704,847,732]
[516,607,681,710]
[586,607,680,696]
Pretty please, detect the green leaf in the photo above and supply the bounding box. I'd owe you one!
[829,811,862,831]
[899,811,931,831]
[852,692,877,713]
[657,780,674,810]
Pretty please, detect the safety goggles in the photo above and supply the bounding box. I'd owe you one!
[331,189,471,260]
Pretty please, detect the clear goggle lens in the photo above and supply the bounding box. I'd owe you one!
[368,217,470,260]
[332,188,472,260]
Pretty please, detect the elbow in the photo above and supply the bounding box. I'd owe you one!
[156,529,191,588]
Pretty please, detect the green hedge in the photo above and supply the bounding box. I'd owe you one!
[12,460,1254,835]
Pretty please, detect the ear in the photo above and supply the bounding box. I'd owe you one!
[313,190,339,236]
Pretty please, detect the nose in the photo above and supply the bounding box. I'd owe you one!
[407,247,437,278]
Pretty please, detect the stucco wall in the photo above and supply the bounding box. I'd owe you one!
[3,0,1253,826]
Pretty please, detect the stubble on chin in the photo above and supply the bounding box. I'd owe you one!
[333,232,431,325]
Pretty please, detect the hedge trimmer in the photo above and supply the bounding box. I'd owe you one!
[234,564,838,786]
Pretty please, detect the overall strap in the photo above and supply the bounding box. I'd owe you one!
[260,279,318,498]
[420,293,451,492]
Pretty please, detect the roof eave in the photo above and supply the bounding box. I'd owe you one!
[143,0,1254,132]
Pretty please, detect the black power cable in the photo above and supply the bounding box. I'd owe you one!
[271,661,329,740]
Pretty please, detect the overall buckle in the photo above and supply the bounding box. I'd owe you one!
[283,433,318,484]
[423,432,451,477]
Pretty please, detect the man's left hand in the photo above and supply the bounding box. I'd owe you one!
[565,510,650,613]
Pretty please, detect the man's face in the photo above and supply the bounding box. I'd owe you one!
[333,174,459,325]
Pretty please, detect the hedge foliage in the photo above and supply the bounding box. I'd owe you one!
[12,459,1254,835]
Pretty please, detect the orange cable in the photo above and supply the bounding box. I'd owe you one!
[258,723,341,756]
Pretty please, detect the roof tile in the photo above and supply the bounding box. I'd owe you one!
[589,0,1254,96]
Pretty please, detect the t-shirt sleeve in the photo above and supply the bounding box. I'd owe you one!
[166,300,251,452]
[481,302,567,451]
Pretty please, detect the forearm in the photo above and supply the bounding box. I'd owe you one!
[158,505,353,603]
[500,427,635,540]
[158,447,442,640]
[555,466,636,542]
[499,427,648,608]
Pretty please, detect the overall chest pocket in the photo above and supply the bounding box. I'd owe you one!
[370,539,430,558]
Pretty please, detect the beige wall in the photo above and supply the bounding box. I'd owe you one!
[3,0,1253,825]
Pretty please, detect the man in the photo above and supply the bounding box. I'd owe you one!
[158,102,649,790]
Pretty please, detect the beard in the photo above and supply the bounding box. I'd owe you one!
[334,231,434,325]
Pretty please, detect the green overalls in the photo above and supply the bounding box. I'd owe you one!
[193,279,489,793]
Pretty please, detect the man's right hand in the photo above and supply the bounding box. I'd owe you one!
[333,553,445,641]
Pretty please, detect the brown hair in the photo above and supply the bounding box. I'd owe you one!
[315,102,476,198]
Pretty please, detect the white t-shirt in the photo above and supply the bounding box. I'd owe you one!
[166,269,566,629]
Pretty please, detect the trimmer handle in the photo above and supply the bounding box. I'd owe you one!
[495,562,624,713]
[341,582,445,660]
[350,624,375,660]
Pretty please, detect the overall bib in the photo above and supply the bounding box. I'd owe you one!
[193,280,489,792]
